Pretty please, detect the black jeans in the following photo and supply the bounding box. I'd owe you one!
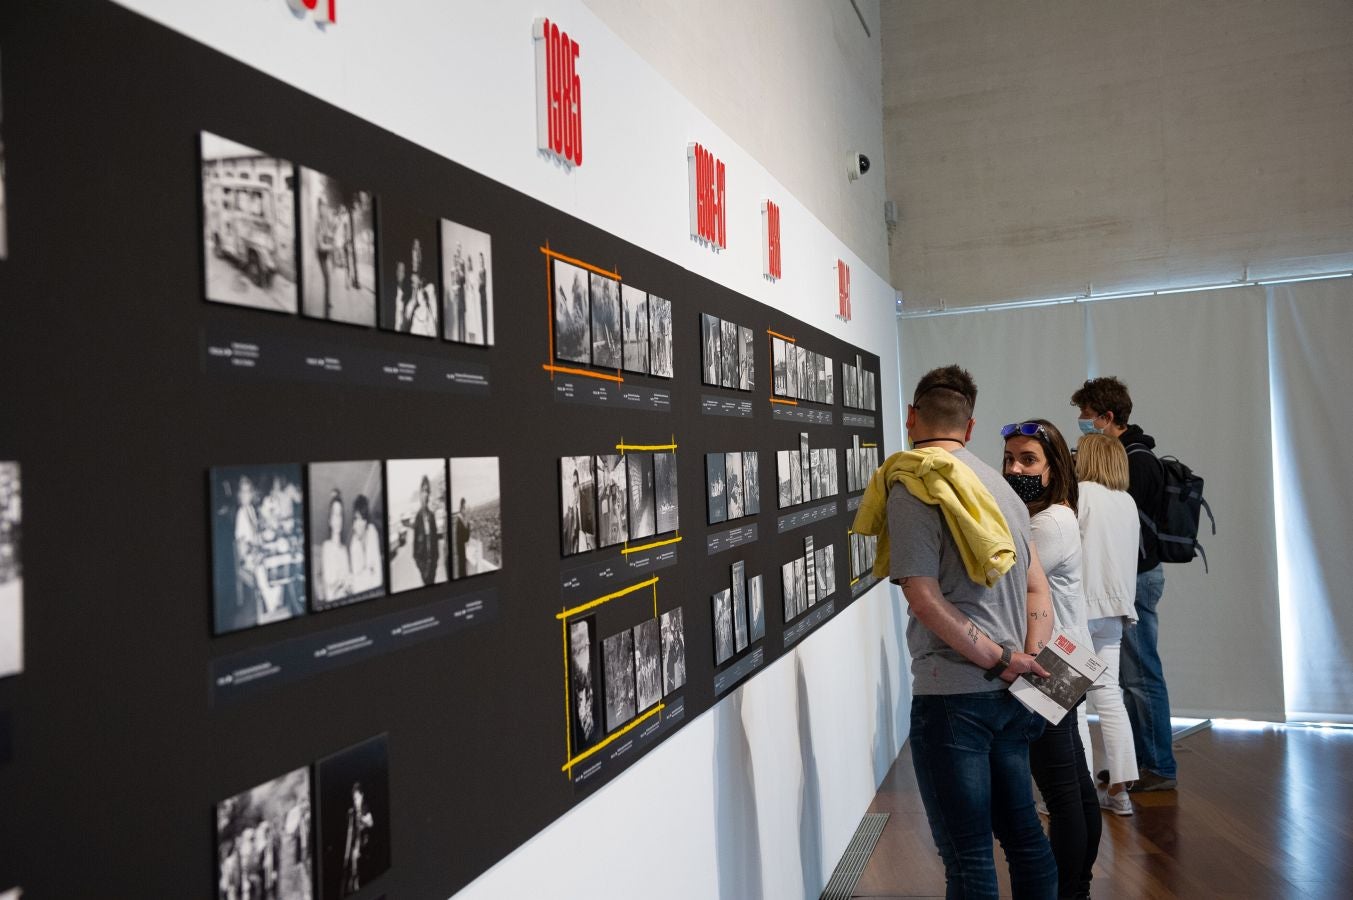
[1029,703,1101,899]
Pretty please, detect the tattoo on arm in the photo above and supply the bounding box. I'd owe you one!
[1035,640,1046,651]
[965,621,980,645]
[1029,610,1048,620]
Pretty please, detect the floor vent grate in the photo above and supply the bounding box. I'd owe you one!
[820,811,889,900]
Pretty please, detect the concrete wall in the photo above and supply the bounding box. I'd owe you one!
[882,0,1353,309]
[586,0,891,277]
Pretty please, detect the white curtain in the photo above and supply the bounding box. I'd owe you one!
[1267,279,1353,722]
[1086,287,1283,719]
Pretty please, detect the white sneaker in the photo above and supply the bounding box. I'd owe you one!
[1098,787,1133,816]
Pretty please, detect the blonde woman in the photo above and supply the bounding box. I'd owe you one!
[1075,433,1140,815]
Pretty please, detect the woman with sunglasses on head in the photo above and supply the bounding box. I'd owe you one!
[1002,418,1101,900]
[1074,433,1141,815]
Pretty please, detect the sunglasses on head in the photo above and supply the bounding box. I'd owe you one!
[1000,421,1048,439]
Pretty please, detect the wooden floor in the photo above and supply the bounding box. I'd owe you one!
[852,722,1353,899]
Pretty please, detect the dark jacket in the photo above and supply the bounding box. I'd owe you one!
[1119,424,1163,573]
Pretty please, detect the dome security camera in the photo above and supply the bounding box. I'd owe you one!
[846,152,871,181]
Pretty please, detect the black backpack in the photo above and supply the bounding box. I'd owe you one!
[1127,446,1216,572]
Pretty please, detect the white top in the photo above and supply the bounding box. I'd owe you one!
[1076,481,1140,622]
[1031,504,1094,651]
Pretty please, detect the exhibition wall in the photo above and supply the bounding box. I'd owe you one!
[882,0,1353,308]
[0,2,908,899]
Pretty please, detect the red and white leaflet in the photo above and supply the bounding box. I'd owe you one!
[1009,630,1107,725]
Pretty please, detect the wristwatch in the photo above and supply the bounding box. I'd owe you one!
[983,645,1013,681]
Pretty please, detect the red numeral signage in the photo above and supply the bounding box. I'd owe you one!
[534,18,583,167]
[687,143,727,250]
[286,0,337,24]
[762,200,782,280]
[837,259,852,321]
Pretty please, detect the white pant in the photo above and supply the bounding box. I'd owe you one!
[1082,615,1140,786]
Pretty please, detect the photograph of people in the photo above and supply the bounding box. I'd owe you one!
[712,588,735,665]
[743,451,761,515]
[553,259,590,364]
[720,318,739,388]
[648,295,674,378]
[308,461,385,611]
[773,338,787,396]
[602,630,636,733]
[627,452,656,540]
[633,617,661,712]
[215,767,312,900]
[725,452,744,520]
[299,168,376,327]
[660,607,686,695]
[786,343,800,399]
[201,132,297,313]
[706,452,727,525]
[317,736,390,900]
[621,285,649,374]
[594,454,629,549]
[211,464,307,635]
[0,462,21,679]
[559,456,597,556]
[447,456,502,579]
[701,313,721,386]
[824,356,834,403]
[569,618,600,752]
[748,574,765,643]
[732,562,749,652]
[777,450,792,509]
[589,272,622,368]
[379,210,439,338]
[440,219,494,346]
[739,325,755,391]
[385,459,447,593]
[782,559,799,621]
[654,451,679,534]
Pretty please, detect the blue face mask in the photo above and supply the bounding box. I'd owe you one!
[1078,417,1101,435]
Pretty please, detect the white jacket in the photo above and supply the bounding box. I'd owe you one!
[1077,482,1139,623]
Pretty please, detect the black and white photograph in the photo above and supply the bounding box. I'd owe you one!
[748,574,765,643]
[648,295,674,378]
[299,167,376,327]
[211,464,307,635]
[829,451,840,495]
[385,458,448,593]
[448,457,502,579]
[660,606,687,696]
[553,259,591,365]
[795,556,808,613]
[0,462,20,679]
[559,456,597,556]
[568,618,601,754]
[712,588,735,665]
[654,451,679,534]
[440,218,494,346]
[215,766,312,900]
[804,536,817,607]
[772,338,787,397]
[1025,652,1095,709]
[594,454,629,549]
[719,318,739,388]
[627,453,657,541]
[706,452,727,525]
[819,544,837,598]
[725,452,744,520]
[739,325,754,391]
[633,617,662,712]
[316,735,391,899]
[589,272,622,369]
[800,433,812,501]
[602,629,637,733]
[621,285,649,374]
[731,561,749,653]
[824,356,834,403]
[789,450,803,505]
[865,370,877,411]
[743,451,760,516]
[799,348,812,403]
[843,362,856,408]
[201,132,297,313]
[378,204,440,338]
[782,559,799,622]
[786,343,800,399]
[777,450,792,509]
[809,449,822,501]
[701,313,721,386]
[307,461,385,612]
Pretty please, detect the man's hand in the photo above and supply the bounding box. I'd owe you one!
[1000,651,1050,684]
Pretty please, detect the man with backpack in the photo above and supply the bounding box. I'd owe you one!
[1072,377,1178,792]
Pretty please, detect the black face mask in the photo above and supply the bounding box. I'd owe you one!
[1004,473,1047,503]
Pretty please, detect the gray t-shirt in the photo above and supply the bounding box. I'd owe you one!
[887,448,1032,694]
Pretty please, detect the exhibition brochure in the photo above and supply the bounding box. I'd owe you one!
[1009,631,1107,725]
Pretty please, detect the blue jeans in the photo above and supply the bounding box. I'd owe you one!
[910,692,1058,900]
[1120,565,1177,778]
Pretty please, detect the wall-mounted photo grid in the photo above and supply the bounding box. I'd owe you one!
[559,451,678,556]
[214,734,391,900]
[846,437,881,493]
[704,451,760,525]
[700,313,756,391]
[200,131,494,346]
[0,461,21,680]
[553,259,673,378]
[781,536,836,624]
[771,337,833,404]
[712,560,763,665]
[210,457,502,635]
[774,435,839,510]
[841,354,878,412]
[850,532,879,580]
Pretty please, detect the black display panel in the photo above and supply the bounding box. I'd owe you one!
[0,3,887,896]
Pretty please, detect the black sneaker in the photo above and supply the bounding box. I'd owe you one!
[1128,770,1177,792]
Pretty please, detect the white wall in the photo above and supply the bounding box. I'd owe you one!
[107,1,909,897]
[882,0,1353,308]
